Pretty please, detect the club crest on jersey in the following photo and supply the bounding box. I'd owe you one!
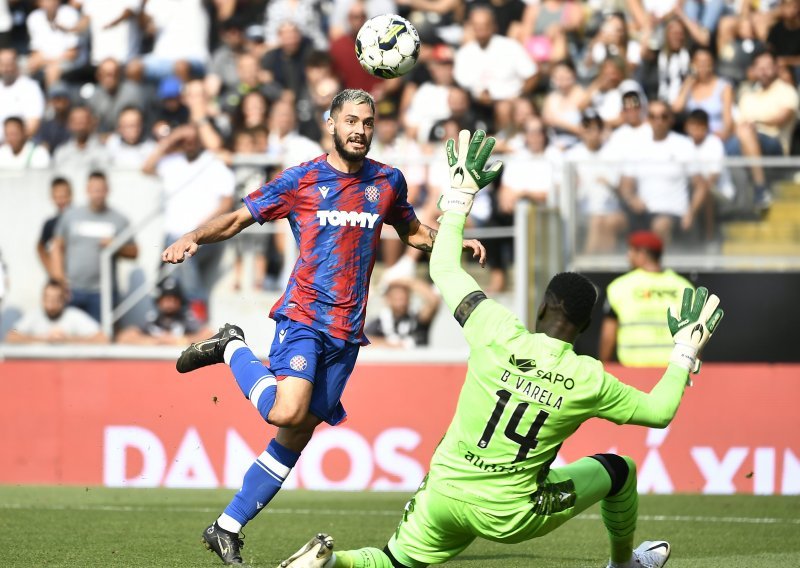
[317,210,379,228]
[364,185,380,202]
[289,355,308,372]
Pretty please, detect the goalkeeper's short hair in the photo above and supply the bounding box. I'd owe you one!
[545,272,598,329]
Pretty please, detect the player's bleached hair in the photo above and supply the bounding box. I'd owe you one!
[544,272,598,329]
[330,89,375,118]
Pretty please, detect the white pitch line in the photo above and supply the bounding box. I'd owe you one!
[1,503,799,525]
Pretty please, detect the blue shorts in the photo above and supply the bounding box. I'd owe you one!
[267,316,360,426]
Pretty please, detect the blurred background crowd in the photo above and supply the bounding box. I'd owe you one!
[0,0,798,349]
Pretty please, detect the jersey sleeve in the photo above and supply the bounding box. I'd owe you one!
[384,168,418,227]
[242,167,299,224]
[593,370,640,425]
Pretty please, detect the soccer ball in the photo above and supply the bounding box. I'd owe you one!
[355,15,420,79]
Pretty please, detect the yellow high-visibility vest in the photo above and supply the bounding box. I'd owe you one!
[606,268,694,367]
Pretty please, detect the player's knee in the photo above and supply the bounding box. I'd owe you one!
[591,453,635,496]
[268,404,308,428]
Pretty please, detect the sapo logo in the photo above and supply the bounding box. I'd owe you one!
[317,210,379,228]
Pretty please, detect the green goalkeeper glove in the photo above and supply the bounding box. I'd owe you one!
[438,129,503,215]
[667,287,724,374]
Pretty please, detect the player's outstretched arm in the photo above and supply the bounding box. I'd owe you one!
[430,130,502,313]
[161,206,255,264]
[625,287,724,427]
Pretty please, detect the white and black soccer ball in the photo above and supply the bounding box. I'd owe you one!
[355,14,421,79]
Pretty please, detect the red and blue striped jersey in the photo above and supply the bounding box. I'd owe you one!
[243,155,418,344]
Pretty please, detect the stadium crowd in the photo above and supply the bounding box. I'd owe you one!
[0,0,798,341]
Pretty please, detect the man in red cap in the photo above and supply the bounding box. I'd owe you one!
[599,230,694,367]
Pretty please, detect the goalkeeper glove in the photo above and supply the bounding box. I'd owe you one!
[667,287,724,374]
[438,129,503,215]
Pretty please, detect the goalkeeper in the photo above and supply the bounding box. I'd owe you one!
[278,130,724,568]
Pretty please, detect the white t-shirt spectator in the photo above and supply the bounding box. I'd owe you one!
[692,133,735,201]
[14,306,100,338]
[105,134,157,169]
[27,5,81,59]
[145,0,209,63]
[591,79,645,124]
[623,132,699,217]
[404,83,451,144]
[605,122,652,163]
[265,131,322,170]
[157,151,235,237]
[0,140,50,169]
[454,35,537,101]
[566,142,621,215]
[0,77,45,143]
[76,0,141,65]
[501,145,563,205]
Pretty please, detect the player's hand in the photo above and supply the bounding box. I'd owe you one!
[439,130,503,215]
[462,238,486,267]
[667,287,724,373]
[161,235,199,264]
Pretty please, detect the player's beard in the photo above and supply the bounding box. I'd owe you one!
[333,127,371,163]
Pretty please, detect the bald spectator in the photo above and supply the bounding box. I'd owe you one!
[454,6,538,129]
[5,280,108,344]
[53,106,109,173]
[87,58,146,134]
[0,48,45,143]
[0,116,50,169]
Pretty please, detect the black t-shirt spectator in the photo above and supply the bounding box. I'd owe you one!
[768,22,800,59]
[365,310,431,347]
[39,214,61,248]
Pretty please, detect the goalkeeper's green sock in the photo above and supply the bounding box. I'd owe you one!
[602,456,639,565]
[329,548,394,568]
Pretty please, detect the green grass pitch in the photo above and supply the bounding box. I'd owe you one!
[0,486,798,567]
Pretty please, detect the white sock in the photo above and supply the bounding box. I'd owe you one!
[223,340,247,365]
[216,513,242,533]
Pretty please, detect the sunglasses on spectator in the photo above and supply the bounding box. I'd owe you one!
[648,112,670,120]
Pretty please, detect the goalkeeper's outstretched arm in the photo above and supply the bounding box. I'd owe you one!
[429,212,484,314]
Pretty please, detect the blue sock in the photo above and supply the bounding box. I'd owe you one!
[220,439,300,530]
[228,346,277,422]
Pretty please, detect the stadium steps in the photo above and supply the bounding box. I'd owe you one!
[721,181,800,256]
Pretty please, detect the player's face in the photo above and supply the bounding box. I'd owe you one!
[329,102,374,163]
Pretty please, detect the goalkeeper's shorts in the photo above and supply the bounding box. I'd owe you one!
[388,459,611,567]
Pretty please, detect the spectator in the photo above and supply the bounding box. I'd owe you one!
[567,112,627,253]
[243,24,270,60]
[402,43,455,144]
[0,48,45,143]
[494,95,538,153]
[73,0,141,66]
[604,90,651,160]
[582,12,642,80]
[182,79,225,151]
[5,279,108,344]
[220,52,282,115]
[727,49,799,207]
[37,177,73,279]
[87,58,146,135]
[643,17,692,105]
[141,125,235,321]
[116,277,212,345]
[0,116,50,169]
[716,14,764,85]
[151,75,189,132]
[365,277,440,348]
[328,0,397,40]
[519,0,584,65]
[466,0,526,39]
[767,0,800,79]
[34,82,72,154]
[328,1,382,93]
[105,106,156,169]
[206,17,248,99]
[141,0,210,81]
[53,105,109,173]
[51,172,138,322]
[580,56,645,128]
[263,0,327,50]
[231,90,270,134]
[265,99,322,168]
[672,47,734,141]
[295,50,340,142]
[619,100,707,245]
[26,0,85,88]
[684,109,735,241]
[542,60,585,150]
[260,21,313,95]
[454,6,538,130]
[680,0,728,41]
[599,230,693,366]
[428,86,486,143]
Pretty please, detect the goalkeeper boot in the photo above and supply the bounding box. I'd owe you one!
[176,323,245,373]
[278,533,334,568]
[630,540,671,568]
[201,523,245,565]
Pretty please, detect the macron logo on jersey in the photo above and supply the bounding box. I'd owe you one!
[317,210,379,229]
